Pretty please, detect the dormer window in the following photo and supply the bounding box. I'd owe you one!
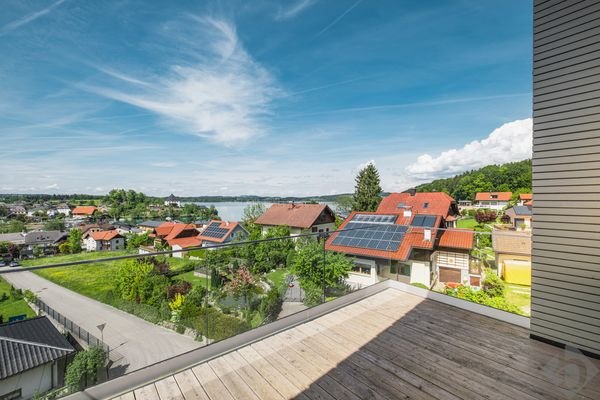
[423,202,429,208]
[396,202,406,208]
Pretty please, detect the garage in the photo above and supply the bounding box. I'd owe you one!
[439,267,461,283]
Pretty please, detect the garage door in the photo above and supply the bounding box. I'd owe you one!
[439,267,461,283]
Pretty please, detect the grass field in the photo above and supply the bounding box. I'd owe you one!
[175,270,209,288]
[266,268,290,289]
[457,217,478,229]
[505,283,531,316]
[23,251,195,303]
[0,277,36,320]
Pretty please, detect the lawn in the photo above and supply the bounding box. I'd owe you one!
[23,250,133,302]
[266,268,290,289]
[0,277,36,320]
[457,217,478,229]
[174,270,209,288]
[505,283,531,316]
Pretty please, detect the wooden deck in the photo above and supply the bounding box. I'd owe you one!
[114,289,600,400]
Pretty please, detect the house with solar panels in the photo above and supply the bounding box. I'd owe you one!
[197,220,248,248]
[326,191,476,288]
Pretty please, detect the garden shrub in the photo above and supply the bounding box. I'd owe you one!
[65,347,106,393]
[302,281,323,307]
[482,268,505,297]
[259,287,283,323]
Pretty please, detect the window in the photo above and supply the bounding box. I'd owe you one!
[311,227,318,233]
[0,389,21,400]
[352,262,371,275]
[423,202,429,208]
[400,263,411,276]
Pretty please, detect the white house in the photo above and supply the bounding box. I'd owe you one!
[474,192,512,210]
[164,194,182,208]
[84,230,125,251]
[0,317,74,400]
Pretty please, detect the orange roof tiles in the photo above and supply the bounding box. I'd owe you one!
[255,204,333,229]
[475,192,512,201]
[164,224,197,241]
[377,192,456,218]
[438,229,474,250]
[72,206,97,215]
[168,237,202,249]
[519,193,533,201]
[90,230,121,241]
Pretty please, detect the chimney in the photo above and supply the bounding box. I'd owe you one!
[403,208,412,218]
[424,228,432,242]
[408,188,416,196]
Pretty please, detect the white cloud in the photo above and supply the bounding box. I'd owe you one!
[0,0,65,36]
[406,118,532,179]
[355,159,375,171]
[82,16,282,146]
[150,162,177,168]
[275,0,316,21]
[45,183,59,189]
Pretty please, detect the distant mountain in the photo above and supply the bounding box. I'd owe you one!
[416,159,532,201]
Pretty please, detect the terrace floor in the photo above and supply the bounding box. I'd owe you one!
[113,289,600,400]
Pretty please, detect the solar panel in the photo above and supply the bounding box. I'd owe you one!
[332,222,407,251]
[351,214,397,224]
[411,215,437,228]
[200,222,229,239]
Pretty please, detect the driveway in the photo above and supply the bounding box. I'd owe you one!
[2,270,200,377]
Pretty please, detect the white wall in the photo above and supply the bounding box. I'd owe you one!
[346,258,379,289]
[410,261,430,287]
[0,363,55,400]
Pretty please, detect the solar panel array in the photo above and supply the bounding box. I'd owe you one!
[332,220,408,251]
[351,214,397,223]
[200,222,229,239]
[411,215,437,227]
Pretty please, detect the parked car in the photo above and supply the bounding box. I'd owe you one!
[9,261,20,267]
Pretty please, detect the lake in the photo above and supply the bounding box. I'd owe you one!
[192,201,339,221]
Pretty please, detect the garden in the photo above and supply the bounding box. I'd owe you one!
[0,276,36,322]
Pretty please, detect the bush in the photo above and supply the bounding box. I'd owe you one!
[175,324,185,334]
[185,286,207,307]
[65,347,106,393]
[183,307,250,341]
[23,289,37,302]
[444,284,523,315]
[259,288,283,323]
[302,281,323,307]
[482,268,505,297]
[167,281,192,300]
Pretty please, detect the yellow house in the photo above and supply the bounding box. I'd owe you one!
[492,229,531,286]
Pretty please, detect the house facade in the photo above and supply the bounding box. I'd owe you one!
[0,317,74,400]
[255,203,336,236]
[197,220,248,249]
[504,205,532,230]
[492,229,531,286]
[474,192,512,210]
[164,194,182,208]
[326,191,474,289]
[84,230,125,251]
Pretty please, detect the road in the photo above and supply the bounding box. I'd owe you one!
[2,270,200,377]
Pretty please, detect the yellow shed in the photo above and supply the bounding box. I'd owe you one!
[502,260,531,286]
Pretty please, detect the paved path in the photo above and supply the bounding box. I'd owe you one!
[2,270,200,377]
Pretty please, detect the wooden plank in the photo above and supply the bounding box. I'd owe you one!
[251,339,336,400]
[191,363,234,400]
[154,376,184,400]
[237,346,308,400]
[207,356,260,400]
[220,351,285,400]
[173,369,210,400]
[134,384,160,400]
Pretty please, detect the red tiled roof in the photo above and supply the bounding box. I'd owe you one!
[524,200,533,206]
[377,192,456,219]
[197,220,241,243]
[519,193,533,201]
[255,204,333,229]
[475,192,512,201]
[164,224,197,241]
[90,230,121,241]
[438,229,474,250]
[167,237,202,249]
[72,206,97,215]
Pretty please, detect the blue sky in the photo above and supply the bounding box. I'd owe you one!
[0,0,533,196]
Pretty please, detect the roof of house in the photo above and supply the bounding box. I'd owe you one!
[72,206,97,215]
[438,229,474,250]
[492,231,531,256]
[0,232,26,245]
[475,192,512,201]
[524,200,533,206]
[90,230,122,241]
[255,203,334,229]
[508,205,533,217]
[168,237,203,249]
[165,194,179,201]
[24,230,68,245]
[164,224,198,241]
[519,193,533,201]
[376,192,457,220]
[138,220,164,228]
[197,220,245,243]
[326,210,472,261]
[0,317,75,379]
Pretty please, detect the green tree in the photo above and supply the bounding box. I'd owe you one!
[226,266,261,311]
[251,226,294,273]
[64,347,106,392]
[352,163,382,211]
[242,202,266,235]
[115,258,155,302]
[126,232,150,250]
[293,241,352,290]
[68,229,82,253]
[44,219,65,231]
